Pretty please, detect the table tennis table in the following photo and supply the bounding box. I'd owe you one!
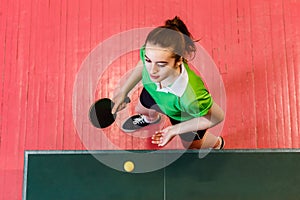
[23,149,300,200]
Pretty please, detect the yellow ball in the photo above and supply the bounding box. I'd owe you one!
[124,161,134,172]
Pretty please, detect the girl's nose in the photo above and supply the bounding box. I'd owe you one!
[150,63,159,74]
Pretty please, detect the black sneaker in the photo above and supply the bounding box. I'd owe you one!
[121,114,161,133]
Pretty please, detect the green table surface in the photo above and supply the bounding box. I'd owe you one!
[23,149,300,200]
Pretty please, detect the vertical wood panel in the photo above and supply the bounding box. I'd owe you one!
[57,0,68,150]
[46,0,63,149]
[282,0,300,148]
[63,0,83,150]
[223,0,258,148]
[1,0,23,199]
[250,0,273,148]
[0,0,37,198]
[24,0,39,151]
[0,0,8,199]
[15,0,33,197]
[269,0,290,148]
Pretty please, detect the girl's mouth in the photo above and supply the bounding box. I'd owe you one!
[150,74,160,79]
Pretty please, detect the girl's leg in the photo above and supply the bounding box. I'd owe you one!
[181,132,222,149]
[135,96,160,122]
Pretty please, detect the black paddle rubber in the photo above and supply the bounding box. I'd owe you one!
[89,97,130,128]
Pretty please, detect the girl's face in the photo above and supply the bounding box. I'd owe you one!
[144,43,182,86]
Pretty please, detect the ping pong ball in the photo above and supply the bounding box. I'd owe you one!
[124,161,134,172]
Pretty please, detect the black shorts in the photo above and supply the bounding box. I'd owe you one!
[140,88,207,141]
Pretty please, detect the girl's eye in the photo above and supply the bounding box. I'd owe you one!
[145,58,151,63]
[157,63,166,67]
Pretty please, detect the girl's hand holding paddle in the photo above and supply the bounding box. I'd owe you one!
[112,92,130,114]
[111,92,126,114]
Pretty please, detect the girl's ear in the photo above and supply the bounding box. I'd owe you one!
[176,57,183,66]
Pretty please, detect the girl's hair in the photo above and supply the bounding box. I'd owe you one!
[145,16,196,62]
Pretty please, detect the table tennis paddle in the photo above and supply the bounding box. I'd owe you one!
[89,97,130,128]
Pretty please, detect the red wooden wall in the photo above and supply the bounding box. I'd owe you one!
[0,0,299,199]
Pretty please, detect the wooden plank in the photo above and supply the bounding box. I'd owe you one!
[24,0,40,150]
[0,0,29,199]
[0,0,8,198]
[62,0,83,150]
[56,0,67,150]
[33,0,53,150]
[42,0,66,150]
[191,0,212,51]
[237,0,257,148]
[220,0,257,148]
[16,0,32,151]
[268,0,290,148]
[282,0,300,148]
[0,0,8,144]
[250,0,273,148]
[0,3,9,190]
[223,0,242,148]
[210,0,232,146]
[21,0,36,152]
[14,0,33,199]
[41,0,61,150]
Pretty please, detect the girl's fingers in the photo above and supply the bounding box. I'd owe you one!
[112,102,126,114]
[151,137,161,144]
[152,132,162,138]
[111,103,119,114]
[152,137,162,142]
[152,140,160,144]
[116,102,125,112]
[152,131,165,145]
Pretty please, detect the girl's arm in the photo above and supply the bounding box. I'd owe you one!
[111,60,143,114]
[152,102,224,146]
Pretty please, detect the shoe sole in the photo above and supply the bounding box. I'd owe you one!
[219,136,225,149]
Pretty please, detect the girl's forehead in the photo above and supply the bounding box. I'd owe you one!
[145,43,174,59]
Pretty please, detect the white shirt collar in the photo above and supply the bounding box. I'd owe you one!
[155,63,188,97]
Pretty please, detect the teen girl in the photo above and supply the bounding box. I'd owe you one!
[112,16,225,149]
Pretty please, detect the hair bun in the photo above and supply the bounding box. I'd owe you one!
[165,16,180,28]
[164,16,192,39]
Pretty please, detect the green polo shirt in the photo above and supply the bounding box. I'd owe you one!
[141,47,213,122]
